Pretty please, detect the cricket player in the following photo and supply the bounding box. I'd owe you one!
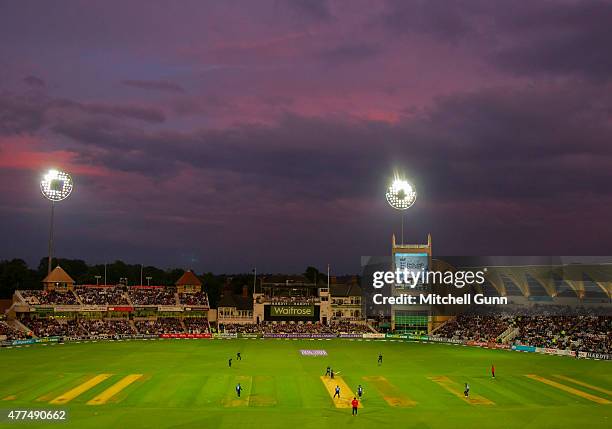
[464,383,470,398]
[333,385,340,399]
[357,385,363,399]
[351,397,359,415]
[228,358,232,368]
[491,364,495,378]
[236,383,242,398]
[325,366,331,376]
[237,352,242,361]
[378,353,383,365]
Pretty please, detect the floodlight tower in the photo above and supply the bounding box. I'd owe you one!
[40,169,74,275]
[385,175,417,244]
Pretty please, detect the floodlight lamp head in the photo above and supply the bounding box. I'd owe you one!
[40,169,73,202]
[386,177,416,210]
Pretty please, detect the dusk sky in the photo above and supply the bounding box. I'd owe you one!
[1,0,612,274]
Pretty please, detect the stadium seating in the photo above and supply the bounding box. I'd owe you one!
[128,287,177,305]
[20,290,79,305]
[134,317,183,334]
[76,287,129,305]
[433,308,611,354]
[434,314,511,342]
[178,292,209,307]
[512,315,611,354]
[0,321,28,340]
[183,317,210,333]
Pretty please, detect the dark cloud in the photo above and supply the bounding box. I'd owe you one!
[379,0,612,80]
[23,75,46,88]
[381,0,478,41]
[490,0,612,80]
[284,0,333,22]
[0,92,47,134]
[77,102,166,123]
[317,42,382,64]
[43,83,612,206]
[0,91,165,137]
[122,79,185,93]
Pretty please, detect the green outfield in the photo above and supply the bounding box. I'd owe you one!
[0,339,610,428]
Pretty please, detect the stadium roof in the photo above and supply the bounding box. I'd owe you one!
[42,266,75,284]
[175,270,202,286]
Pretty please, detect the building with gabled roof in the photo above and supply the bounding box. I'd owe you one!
[330,282,364,320]
[42,266,75,291]
[175,270,202,293]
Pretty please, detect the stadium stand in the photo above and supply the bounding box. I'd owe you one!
[178,292,209,307]
[0,321,28,340]
[433,307,611,354]
[134,317,183,334]
[76,319,136,336]
[219,323,260,334]
[434,314,512,342]
[20,290,79,305]
[76,286,129,305]
[128,287,177,305]
[328,321,372,333]
[183,317,210,333]
[512,315,611,354]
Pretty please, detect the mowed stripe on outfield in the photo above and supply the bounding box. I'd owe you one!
[552,375,612,396]
[320,376,362,408]
[87,374,143,405]
[49,374,112,405]
[428,376,494,405]
[525,375,611,404]
[249,376,277,407]
[362,376,416,407]
[223,376,252,407]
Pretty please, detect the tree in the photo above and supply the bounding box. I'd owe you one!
[200,272,223,308]
[304,266,328,285]
[0,259,37,298]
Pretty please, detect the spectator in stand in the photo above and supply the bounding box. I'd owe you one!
[184,318,210,333]
[128,287,177,305]
[179,292,209,306]
[134,317,183,334]
[434,314,510,343]
[432,307,611,354]
[0,322,28,340]
[76,287,129,305]
[20,290,79,305]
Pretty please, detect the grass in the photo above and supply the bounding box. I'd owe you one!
[0,338,610,428]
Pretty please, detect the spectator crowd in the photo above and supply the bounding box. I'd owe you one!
[178,292,209,307]
[0,321,28,340]
[128,287,177,305]
[20,290,79,305]
[433,307,611,354]
[76,287,129,305]
[134,317,183,334]
[183,317,210,333]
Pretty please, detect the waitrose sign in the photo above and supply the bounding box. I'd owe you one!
[270,305,314,317]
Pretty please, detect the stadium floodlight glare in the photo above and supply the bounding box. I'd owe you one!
[40,168,74,275]
[385,178,417,210]
[386,174,416,245]
[40,169,73,201]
